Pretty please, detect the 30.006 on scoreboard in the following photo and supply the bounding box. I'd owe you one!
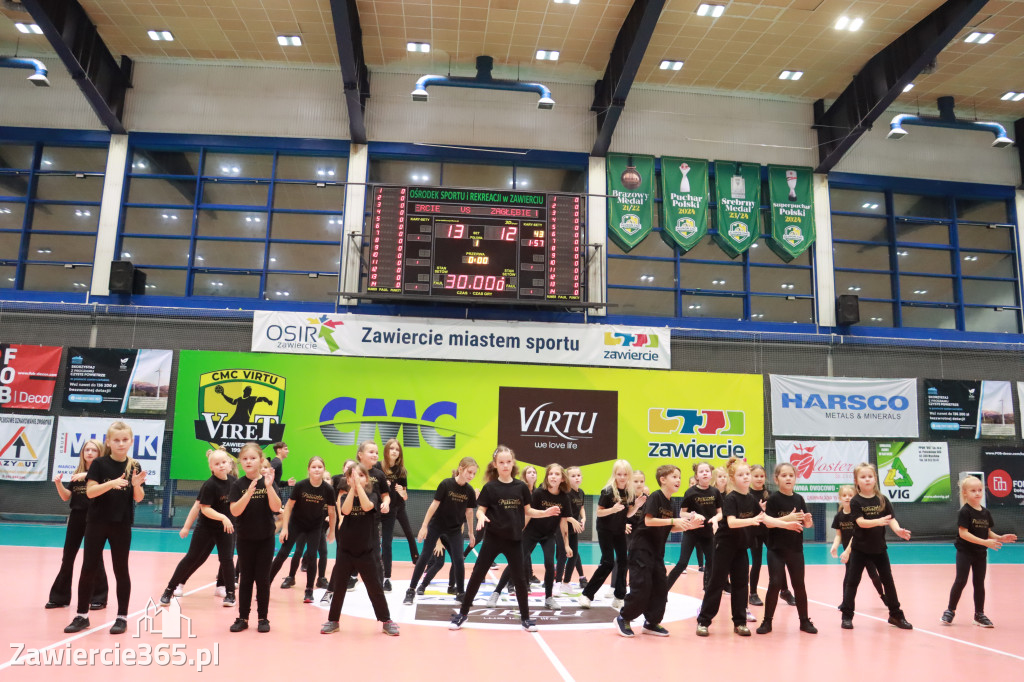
[366,186,584,301]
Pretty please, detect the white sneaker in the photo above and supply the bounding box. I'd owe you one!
[214,586,227,598]
[173,584,184,597]
[577,594,592,609]
[746,610,756,622]
[486,591,500,608]
[544,597,560,610]
[611,597,624,609]
[553,582,563,596]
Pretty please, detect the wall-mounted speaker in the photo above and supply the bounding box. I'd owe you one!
[836,294,860,325]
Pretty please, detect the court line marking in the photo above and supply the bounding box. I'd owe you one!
[533,632,575,682]
[0,581,216,671]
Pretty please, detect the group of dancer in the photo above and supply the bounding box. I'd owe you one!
[47,428,1016,638]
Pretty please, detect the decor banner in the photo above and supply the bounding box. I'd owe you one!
[659,157,709,251]
[0,414,53,481]
[770,374,918,437]
[775,440,865,502]
[0,343,62,410]
[982,447,1024,507]
[877,441,950,503]
[713,161,760,258]
[607,154,655,252]
[767,165,815,261]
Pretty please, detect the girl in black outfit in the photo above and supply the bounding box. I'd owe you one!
[161,448,237,607]
[64,422,146,635]
[829,484,886,605]
[667,462,721,591]
[228,443,281,633]
[555,466,587,591]
[450,446,561,632]
[47,438,108,610]
[380,438,420,592]
[579,460,638,610]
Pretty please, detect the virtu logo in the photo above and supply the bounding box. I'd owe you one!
[497,387,617,467]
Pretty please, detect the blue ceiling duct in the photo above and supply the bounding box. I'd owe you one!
[0,56,49,86]
[412,56,555,110]
[887,96,1013,147]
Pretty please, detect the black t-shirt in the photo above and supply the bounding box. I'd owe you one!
[627,491,648,530]
[717,491,759,551]
[629,489,675,558]
[86,456,141,524]
[476,478,532,541]
[289,478,336,530]
[525,487,571,540]
[596,485,630,535]
[381,465,408,514]
[367,465,390,500]
[230,476,278,540]
[850,494,894,554]
[68,478,90,512]
[567,488,585,521]
[339,491,379,556]
[680,485,722,539]
[430,477,477,533]
[831,509,855,549]
[270,457,284,487]
[197,475,233,531]
[765,490,807,551]
[955,504,994,554]
[750,487,769,539]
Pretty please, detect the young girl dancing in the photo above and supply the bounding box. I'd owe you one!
[667,461,721,591]
[380,438,420,591]
[830,484,886,606]
[555,466,587,592]
[579,460,637,609]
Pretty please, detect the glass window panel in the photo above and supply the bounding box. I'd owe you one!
[828,187,885,214]
[192,272,260,298]
[34,175,104,202]
[126,177,198,205]
[957,199,1008,224]
[835,270,892,299]
[40,146,108,173]
[964,307,1020,334]
[960,251,1015,278]
[608,232,676,258]
[682,294,744,320]
[130,149,200,176]
[897,247,952,275]
[830,215,888,242]
[0,172,30,198]
[899,275,954,303]
[833,242,890,270]
[275,155,347,181]
[0,144,34,170]
[750,295,815,324]
[895,220,949,245]
[957,223,1014,250]
[750,266,813,295]
[962,279,1018,307]
[268,242,340,272]
[0,202,25,228]
[271,212,343,241]
[265,273,339,302]
[893,193,948,219]
[137,268,187,296]
[607,286,675,317]
[272,183,345,211]
[750,241,810,265]
[194,240,265,270]
[30,204,98,233]
[197,209,268,238]
[0,264,15,288]
[515,167,586,193]
[26,233,95,263]
[901,305,956,329]
[680,237,733,261]
[202,152,273,178]
[857,300,896,327]
[442,163,513,189]
[22,264,92,292]
[122,207,193,236]
[368,159,441,185]
[120,237,190,267]
[607,258,675,288]
[679,261,742,291]
[200,180,268,206]
[0,232,22,258]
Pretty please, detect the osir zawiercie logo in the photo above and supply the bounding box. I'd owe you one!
[194,369,286,454]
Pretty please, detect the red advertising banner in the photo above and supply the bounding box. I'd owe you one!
[0,344,62,410]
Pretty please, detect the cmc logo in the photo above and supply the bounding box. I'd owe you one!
[319,398,458,449]
[780,393,909,411]
[987,469,1013,498]
[648,408,745,436]
[604,331,659,348]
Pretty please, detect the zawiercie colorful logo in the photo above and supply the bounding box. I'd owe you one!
[194,369,287,453]
[648,408,745,436]
[604,331,659,348]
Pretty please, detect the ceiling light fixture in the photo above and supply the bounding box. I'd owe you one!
[278,35,302,46]
[659,60,684,71]
[779,70,803,81]
[148,30,174,41]
[407,42,430,53]
[697,4,725,17]
[15,23,44,35]
[903,83,914,93]
[536,50,560,61]
[964,31,994,44]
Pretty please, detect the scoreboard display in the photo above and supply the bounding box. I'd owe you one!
[365,185,584,302]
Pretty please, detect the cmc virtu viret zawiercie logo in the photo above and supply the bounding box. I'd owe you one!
[194,369,287,454]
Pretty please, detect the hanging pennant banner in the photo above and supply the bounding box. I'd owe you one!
[607,153,655,252]
[713,161,760,258]
[767,165,816,261]
[659,157,709,251]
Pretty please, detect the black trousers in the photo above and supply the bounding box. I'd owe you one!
[77,520,131,615]
[460,534,529,618]
[421,548,450,587]
[840,548,904,620]
[409,526,465,593]
[763,546,808,621]
[555,529,584,582]
[619,548,668,624]
[667,532,714,590]
[327,549,390,622]
[381,507,419,578]
[236,536,273,620]
[840,541,885,599]
[167,523,235,593]
[697,540,749,627]
[496,533,556,598]
[947,548,987,613]
[269,523,319,589]
[582,529,628,600]
[49,509,108,606]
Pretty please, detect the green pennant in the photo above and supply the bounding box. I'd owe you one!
[766,165,816,262]
[660,157,709,252]
[713,161,760,258]
[607,153,655,252]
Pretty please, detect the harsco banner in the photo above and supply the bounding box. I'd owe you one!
[171,351,762,486]
[770,375,918,438]
[251,312,671,370]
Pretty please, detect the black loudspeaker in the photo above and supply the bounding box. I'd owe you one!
[132,268,147,295]
[836,294,860,325]
[109,260,134,293]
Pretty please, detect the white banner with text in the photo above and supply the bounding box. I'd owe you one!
[775,440,867,502]
[770,375,918,437]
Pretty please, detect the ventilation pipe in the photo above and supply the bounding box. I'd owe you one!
[888,96,1012,147]
[0,57,50,86]
[412,56,555,109]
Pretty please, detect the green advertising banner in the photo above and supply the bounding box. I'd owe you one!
[659,157,709,251]
[877,441,951,503]
[171,351,764,490]
[713,161,760,258]
[607,153,655,252]
[767,165,816,262]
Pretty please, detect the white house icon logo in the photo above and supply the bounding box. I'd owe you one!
[135,597,196,639]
